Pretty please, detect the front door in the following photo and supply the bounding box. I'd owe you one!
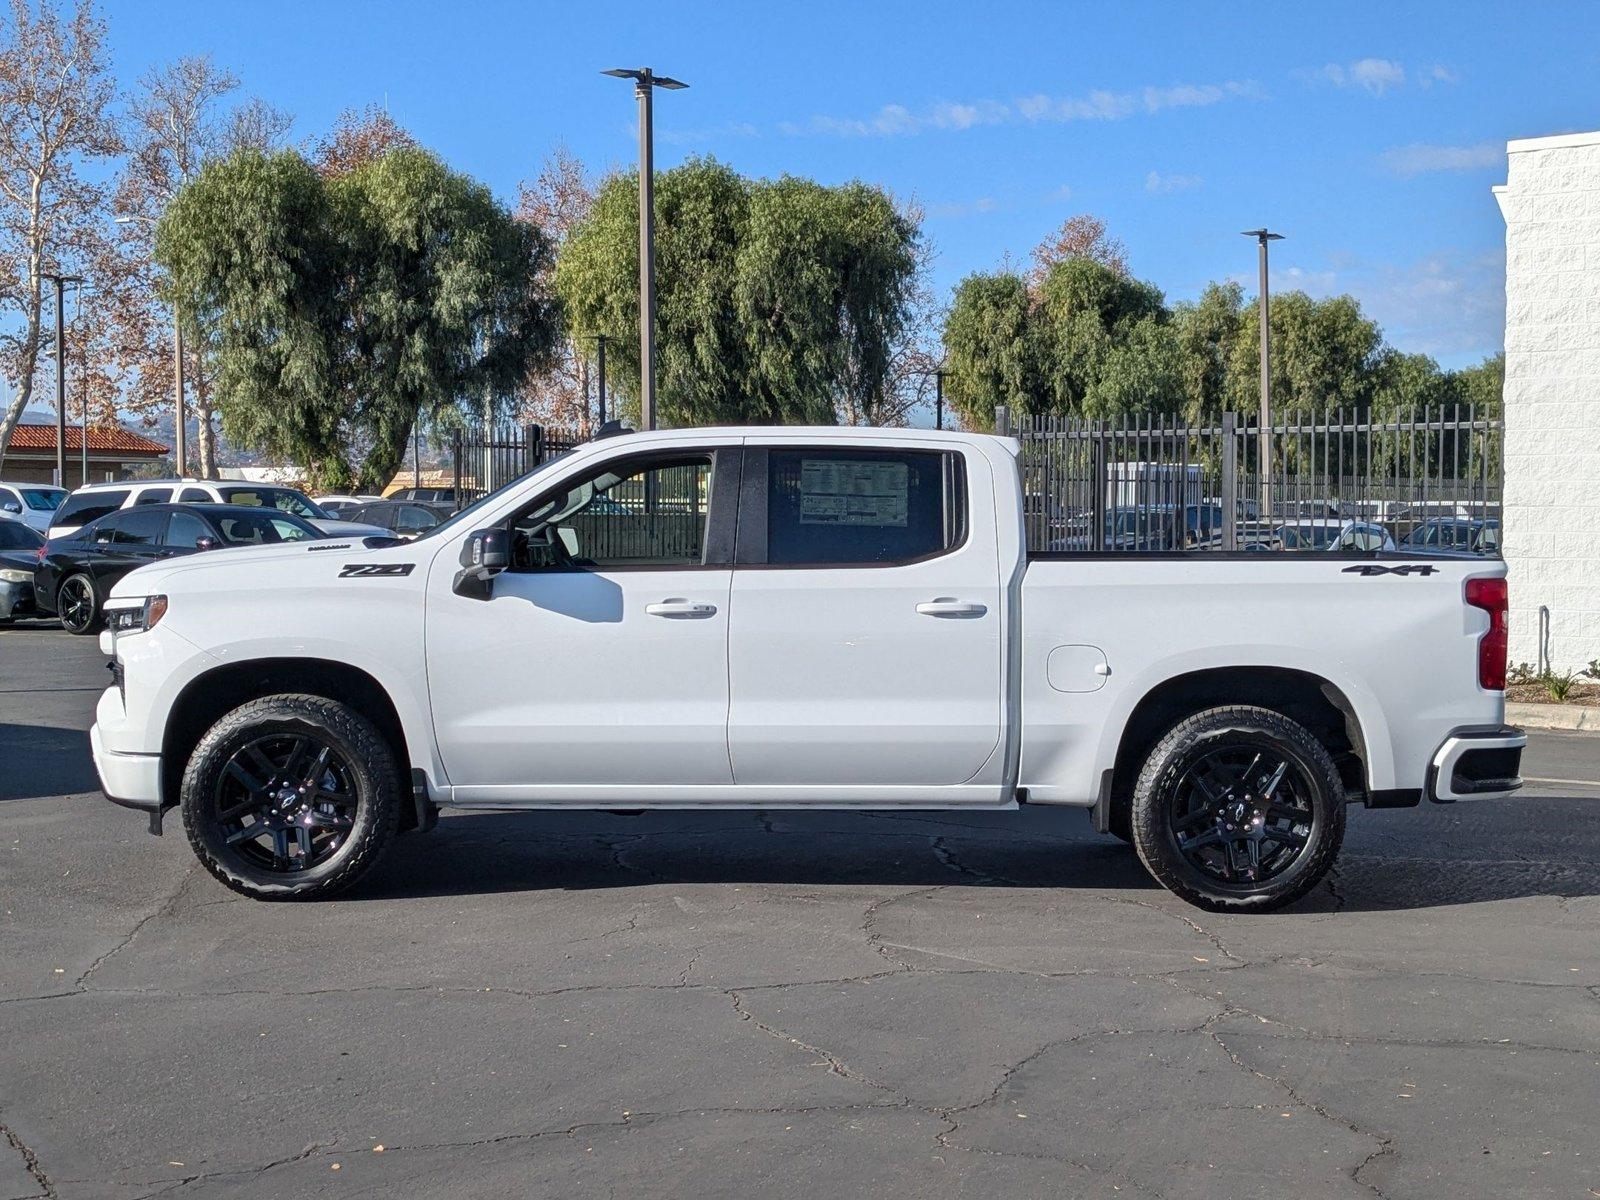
[427,447,739,801]
[726,443,1005,791]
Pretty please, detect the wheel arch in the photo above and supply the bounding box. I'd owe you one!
[1105,667,1372,826]
[160,657,422,829]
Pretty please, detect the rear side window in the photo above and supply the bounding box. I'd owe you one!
[133,487,172,505]
[178,487,211,502]
[763,449,965,566]
[56,489,129,528]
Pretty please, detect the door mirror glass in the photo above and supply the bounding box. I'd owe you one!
[1,500,19,514]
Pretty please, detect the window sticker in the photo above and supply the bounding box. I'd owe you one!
[797,459,909,527]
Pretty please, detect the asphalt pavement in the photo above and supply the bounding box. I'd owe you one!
[1,619,1596,1200]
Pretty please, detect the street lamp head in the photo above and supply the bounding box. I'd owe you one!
[1241,229,1285,241]
[602,67,688,90]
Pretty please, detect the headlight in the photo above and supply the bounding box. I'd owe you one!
[0,568,28,584]
[106,595,168,634]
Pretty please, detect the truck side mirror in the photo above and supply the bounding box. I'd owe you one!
[453,528,510,600]
[194,536,219,551]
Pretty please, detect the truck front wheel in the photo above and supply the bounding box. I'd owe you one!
[180,695,402,900]
[1130,706,1345,913]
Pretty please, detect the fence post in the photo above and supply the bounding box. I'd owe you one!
[1220,411,1238,551]
[994,404,1011,438]
[452,430,463,511]
[1091,430,1107,551]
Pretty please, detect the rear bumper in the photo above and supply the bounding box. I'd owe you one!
[1427,725,1525,803]
[0,579,33,619]
[90,721,166,832]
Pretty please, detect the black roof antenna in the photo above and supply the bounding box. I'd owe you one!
[592,420,634,440]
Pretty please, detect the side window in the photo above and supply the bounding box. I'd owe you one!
[56,489,129,528]
[114,508,167,545]
[762,449,964,566]
[398,505,438,534]
[166,511,211,548]
[511,455,713,570]
[178,487,210,502]
[90,514,124,544]
[133,487,172,505]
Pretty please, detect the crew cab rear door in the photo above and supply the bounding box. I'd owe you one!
[725,440,1005,792]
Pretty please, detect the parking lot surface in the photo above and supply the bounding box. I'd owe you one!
[2,621,1597,1199]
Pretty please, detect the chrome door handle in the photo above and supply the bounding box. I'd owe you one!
[646,598,718,619]
[916,598,988,618]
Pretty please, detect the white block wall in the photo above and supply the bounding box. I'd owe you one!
[1494,131,1600,673]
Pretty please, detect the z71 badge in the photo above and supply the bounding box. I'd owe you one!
[338,563,415,578]
[1341,564,1438,577]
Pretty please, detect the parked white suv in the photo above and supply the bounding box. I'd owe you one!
[0,482,66,533]
[48,479,388,540]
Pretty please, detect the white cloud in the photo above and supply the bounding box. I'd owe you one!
[925,195,1001,219]
[1298,57,1414,96]
[792,78,1261,138]
[1145,170,1203,194]
[1380,142,1502,176]
[1419,63,1460,87]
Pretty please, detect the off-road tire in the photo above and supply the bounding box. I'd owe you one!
[181,695,401,900]
[1130,705,1346,913]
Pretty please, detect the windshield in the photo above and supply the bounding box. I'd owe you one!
[216,487,331,521]
[21,488,63,511]
[409,450,578,543]
[0,520,44,549]
[214,511,318,544]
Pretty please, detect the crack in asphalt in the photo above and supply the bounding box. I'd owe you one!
[1207,1022,1398,1200]
[72,864,200,993]
[1,1117,53,1199]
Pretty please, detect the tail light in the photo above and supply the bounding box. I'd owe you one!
[1465,577,1508,691]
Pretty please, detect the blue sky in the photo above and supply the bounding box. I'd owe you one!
[107,0,1600,368]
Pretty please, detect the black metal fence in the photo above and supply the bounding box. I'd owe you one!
[450,424,583,509]
[1000,405,1502,555]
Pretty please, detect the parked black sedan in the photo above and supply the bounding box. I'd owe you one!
[341,499,453,538]
[0,519,45,621]
[35,503,323,634]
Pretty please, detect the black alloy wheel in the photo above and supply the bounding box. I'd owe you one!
[1166,744,1314,885]
[58,574,98,635]
[212,732,359,873]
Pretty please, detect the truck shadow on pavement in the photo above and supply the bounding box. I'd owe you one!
[0,722,98,801]
[353,805,1600,914]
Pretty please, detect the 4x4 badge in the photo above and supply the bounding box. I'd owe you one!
[1341,564,1439,577]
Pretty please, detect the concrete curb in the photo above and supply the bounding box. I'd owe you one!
[1506,702,1600,731]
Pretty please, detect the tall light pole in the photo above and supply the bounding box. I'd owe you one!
[116,214,186,476]
[592,333,609,426]
[603,67,687,432]
[40,272,85,487]
[1241,229,1283,517]
[918,366,951,430]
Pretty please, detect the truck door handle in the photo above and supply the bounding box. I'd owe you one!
[646,598,718,619]
[916,598,987,618]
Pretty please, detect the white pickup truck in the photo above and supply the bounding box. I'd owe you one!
[90,427,1524,910]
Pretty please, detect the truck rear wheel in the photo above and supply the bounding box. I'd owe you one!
[181,695,401,900]
[1130,706,1345,912]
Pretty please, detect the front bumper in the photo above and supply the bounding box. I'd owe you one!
[89,720,166,833]
[1427,725,1526,803]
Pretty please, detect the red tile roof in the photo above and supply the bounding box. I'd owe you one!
[7,422,169,456]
